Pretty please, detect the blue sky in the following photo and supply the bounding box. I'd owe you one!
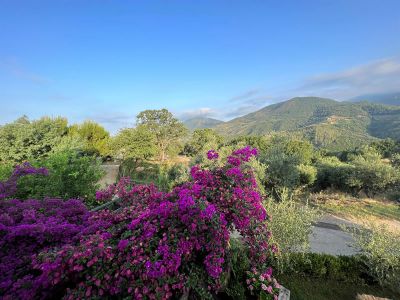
[1,0,400,133]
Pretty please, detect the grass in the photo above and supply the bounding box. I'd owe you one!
[278,275,400,300]
[309,192,400,232]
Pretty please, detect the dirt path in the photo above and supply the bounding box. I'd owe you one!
[310,214,359,256]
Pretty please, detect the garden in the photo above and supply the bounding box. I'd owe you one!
[1,111,400,299]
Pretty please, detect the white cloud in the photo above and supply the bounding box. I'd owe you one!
[298,57,400,99]
[178,107,216,120]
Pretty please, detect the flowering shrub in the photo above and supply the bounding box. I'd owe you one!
[32,146,278,299]
[0,162,48,200]
[1,147,279,299]
[0,198,112,299]
[246,267,281,300]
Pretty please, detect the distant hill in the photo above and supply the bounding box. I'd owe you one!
[183,117,224,130]
[350,92,400,106]
[215,97,400,151]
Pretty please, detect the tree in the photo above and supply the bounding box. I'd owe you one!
[68,120,110,157]
[183,128,223,156]
[0,116,68,164]
[347,150,398,197]
[227,135,269,154]
[110,126,157,161]
[136,109,187,161]
[260,137,316,198]
[14,150,104,207]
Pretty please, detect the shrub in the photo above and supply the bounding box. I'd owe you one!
[0,198,111,299]
[26,146,279,299]
[275,253,369,284]
[264,197,320,273]
[0,162,48,200]
[347,224,400,292]
[347,152,398,197]
[15,151,104,207]
[314,156,353,191]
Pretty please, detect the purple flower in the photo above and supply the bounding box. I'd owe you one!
[207,150,219,160]
[118,239,129,251]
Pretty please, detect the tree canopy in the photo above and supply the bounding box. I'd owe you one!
[0,116,68,163]
[136,109,187,161]
[68,120,110,157]
[110,126,157,161]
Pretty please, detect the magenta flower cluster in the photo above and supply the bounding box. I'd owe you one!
[207,149,219,160]
[0,147,278,299]
[246,267,281,300]
[0,198,111,299]
[0,162,48,200]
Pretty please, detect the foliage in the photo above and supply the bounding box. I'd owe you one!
[215,97,400,151]
[183,117,223,130]
[370,138,400,158]
[136,109,188,161]
[314,156,353,191]
[183,128,223,156]
[68,120,110,157]
[110,126,157,161]
[118,160,188,191]
[224,239,250,300]
[14,151,104,206]
[227,135,269,154]
[273,252,369,283]
[0,162,48,200]
[246,267,280,299]
[278,274,399,300]
[0,197,110,299]
[0,146,277,299]
[264,197,320,272]
[0,116,68,164]
[346,149,398,196]
[260,137,316,197]
[346,223,400,293]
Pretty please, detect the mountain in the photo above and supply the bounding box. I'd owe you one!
[183,117,224,130]
[215,97,400,151]
[350,92,400,106]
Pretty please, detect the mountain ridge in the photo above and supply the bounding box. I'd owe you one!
[183,117,224,130]
[214,97,400,151]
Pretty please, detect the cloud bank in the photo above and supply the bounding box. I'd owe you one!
[298,57,400,99]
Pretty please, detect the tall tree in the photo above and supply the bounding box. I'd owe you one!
[68,120,110,157]
[110,126,157,161]
[183,128,223,156]
[136,109,187,161]
[0,116,68,163]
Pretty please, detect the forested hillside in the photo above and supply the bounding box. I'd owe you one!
[214,97,400,151]
[183,117,224,130]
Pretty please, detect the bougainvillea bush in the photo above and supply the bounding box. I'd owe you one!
[0,147,279,299]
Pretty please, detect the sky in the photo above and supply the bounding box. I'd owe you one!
[1,0,400,133]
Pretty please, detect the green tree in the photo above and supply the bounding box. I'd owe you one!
[0,116,68,163]
[15,150,104,207]
[183,128,223,156]
[370,138,399,158]
[110,126,157,161]
[227,136,269,154]
[347,150,398,197]
[68,120,110,157]
[136,109,187,161]
[260,137,316,197]
[314,156,353,191]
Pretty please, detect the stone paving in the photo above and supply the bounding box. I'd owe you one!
[310,214,360,256]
